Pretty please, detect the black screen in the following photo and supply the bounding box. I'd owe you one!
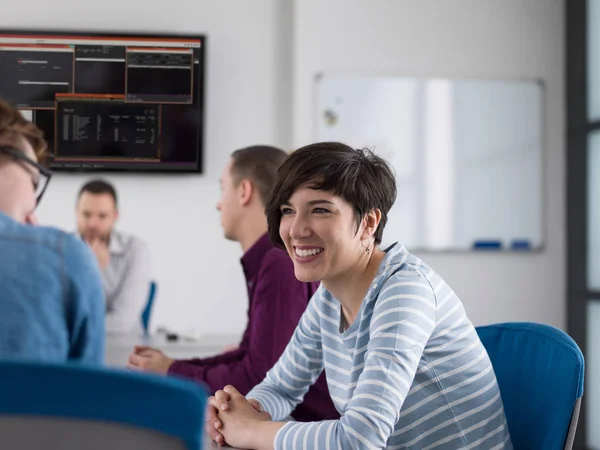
[0,47,73,108]
[0,31,205,172]
[126,50,193,103]
[74,46,126,95]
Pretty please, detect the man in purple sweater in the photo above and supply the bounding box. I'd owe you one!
[127,145,338,422]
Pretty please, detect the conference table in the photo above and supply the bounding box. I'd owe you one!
[105,333,238,367]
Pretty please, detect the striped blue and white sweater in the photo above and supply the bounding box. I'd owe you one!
[248,243,512,449]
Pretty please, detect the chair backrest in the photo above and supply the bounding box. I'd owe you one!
[0,360,207,450]
[476,322,584,450]
[141,281,157,334]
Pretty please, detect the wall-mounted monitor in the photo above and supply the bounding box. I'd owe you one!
[0,30,206,172]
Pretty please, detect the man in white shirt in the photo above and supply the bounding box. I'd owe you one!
[76,179,151,335]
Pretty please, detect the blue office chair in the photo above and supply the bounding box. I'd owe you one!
[476,322,584,450]
[141,281,157,334]
[0,360,207,450]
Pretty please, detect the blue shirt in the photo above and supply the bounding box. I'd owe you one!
[0,212,105,364]
[248,243,512,449]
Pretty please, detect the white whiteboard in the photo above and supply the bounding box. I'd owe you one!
[315,74,544,251]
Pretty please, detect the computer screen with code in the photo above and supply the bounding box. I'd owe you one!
[0,30,205,172]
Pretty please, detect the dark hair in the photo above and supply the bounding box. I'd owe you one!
[0,99,47,163]
[78,179,118,207]
[230,145,289,206]
[266,142,397,249]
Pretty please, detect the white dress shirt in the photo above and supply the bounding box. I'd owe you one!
[101,231,152,335]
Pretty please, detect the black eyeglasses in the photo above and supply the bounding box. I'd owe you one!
[0,146,53,206]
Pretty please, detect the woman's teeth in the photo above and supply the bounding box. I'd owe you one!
[295,248,323,257]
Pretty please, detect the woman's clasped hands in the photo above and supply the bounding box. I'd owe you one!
[206,385,271,448]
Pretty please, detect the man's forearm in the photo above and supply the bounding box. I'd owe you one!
[168,350,262,395]
[176,347,245,367]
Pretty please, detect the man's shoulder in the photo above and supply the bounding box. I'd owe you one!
[261,246,294,270]
[254,246,297,283]
[1,219,84,254]
[112,231,149,254]
[1,223,97,283]
[258,247,318,290]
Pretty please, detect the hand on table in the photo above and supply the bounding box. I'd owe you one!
[222,344,238,353]
[206,385,270,447]
[127,346,174,374]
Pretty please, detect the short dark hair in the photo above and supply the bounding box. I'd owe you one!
[230,145,288,206]
[78,179,118,207]
[266,142,397,249]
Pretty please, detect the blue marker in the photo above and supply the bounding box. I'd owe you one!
[473,240,502,250]
[511,240,531,250]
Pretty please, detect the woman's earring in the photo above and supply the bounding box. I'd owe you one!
[362,240,371,254]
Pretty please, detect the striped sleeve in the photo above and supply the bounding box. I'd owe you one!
[272,271,437,449]
[246,288,326,420]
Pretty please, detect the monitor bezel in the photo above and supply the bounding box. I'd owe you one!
[0,28,207,174]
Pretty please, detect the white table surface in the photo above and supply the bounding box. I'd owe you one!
[105,333,239,368]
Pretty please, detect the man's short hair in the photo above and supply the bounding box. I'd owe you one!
[0,99,47,162]
[78,179,118,207]
[265,142,397,249]
[230,145,289,206]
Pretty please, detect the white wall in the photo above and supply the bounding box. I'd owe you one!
[292,0,565,328]
[0,0,292,336]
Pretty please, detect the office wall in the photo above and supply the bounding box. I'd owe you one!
[1,0,565,335]
[0,0,292,336]
[292,0,565,327]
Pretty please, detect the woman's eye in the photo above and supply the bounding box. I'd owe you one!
[313,208,330,214]
[281,208,294,215]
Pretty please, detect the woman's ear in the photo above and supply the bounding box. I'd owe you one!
[361,209,382,240]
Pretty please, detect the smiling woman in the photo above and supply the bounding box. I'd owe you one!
[205,142,513,450]
[267,143,396,293]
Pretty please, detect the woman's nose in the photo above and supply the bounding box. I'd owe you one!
[289,216,312,240]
